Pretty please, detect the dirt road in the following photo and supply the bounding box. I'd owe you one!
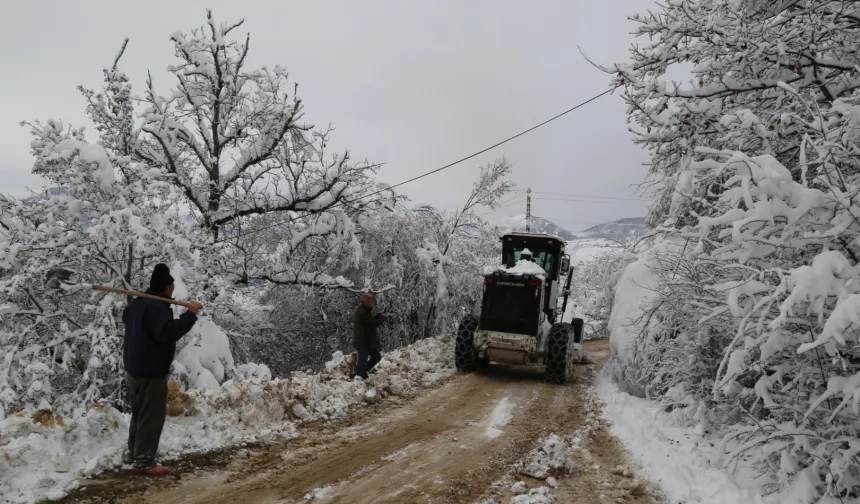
[70,340,655,504]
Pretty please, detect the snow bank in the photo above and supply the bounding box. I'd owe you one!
[0,334,454,504]
[607,250,659,364]
[597,372,855,504]
[607,238,683,364]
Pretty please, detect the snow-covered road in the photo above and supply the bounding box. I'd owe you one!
[54,340,655,504]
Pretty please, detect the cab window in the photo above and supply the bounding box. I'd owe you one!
[512,248,555,277]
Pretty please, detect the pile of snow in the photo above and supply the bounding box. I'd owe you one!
[509,486,556,504]
[495,258,547,277]
[173,318,237,390]
[168,263,239,390]
[233,362,273,382]
[303,485,335,501]
[597,372,854,504]
[476,424,586,503]
[516,433,578,479]
[0,334,454,504]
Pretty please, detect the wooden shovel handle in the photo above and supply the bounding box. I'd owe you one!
[92,285,195,309]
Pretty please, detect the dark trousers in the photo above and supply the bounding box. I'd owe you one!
[126,373,168,467]
[355,348,382,378]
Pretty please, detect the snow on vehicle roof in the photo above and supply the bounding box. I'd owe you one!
[495,259,546,277]
[521,248,532,255]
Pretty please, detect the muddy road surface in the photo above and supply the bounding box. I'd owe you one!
[66,340,655,504]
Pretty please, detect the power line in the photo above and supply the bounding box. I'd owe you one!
[531,190,646,202]
[215,87,617,243]
[496,190,527,205]
[479,192,527,217]
[363,88,615,195]
[532,196,645,205]
[488,190,527,209]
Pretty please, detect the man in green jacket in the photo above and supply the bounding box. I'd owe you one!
[353,292,387,379]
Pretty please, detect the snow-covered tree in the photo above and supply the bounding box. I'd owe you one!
[0,11,388,417]
[413,157,514,339]
[611,0,860,498]
[249,161,512,375]
[606,0,860,229]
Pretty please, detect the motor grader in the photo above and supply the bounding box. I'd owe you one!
[455,232,583,383]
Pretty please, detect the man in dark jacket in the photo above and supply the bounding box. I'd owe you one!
[122,263,202,475]
[353,292,387,379]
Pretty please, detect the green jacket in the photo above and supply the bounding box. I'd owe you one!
[353,305,385,350]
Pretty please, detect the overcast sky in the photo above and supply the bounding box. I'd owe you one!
[0,0,653,231]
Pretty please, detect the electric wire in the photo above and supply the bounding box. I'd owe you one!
[214,87,617,243]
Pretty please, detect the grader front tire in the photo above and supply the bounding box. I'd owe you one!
[545,322,573,384]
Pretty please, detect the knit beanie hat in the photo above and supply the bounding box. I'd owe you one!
[149,263,175,292]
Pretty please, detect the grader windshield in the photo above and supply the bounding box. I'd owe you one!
[501,233,565,281]
[510,249,556,276]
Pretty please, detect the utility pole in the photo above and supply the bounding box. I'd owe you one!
[526,187,531,232]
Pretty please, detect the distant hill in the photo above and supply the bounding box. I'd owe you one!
[577,217,647,240]
[495,214,577,240]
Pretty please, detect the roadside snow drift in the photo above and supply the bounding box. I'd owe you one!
[597,372,856,504]
[0,334,454,504]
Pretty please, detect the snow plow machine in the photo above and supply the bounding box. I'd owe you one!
[455,232,584,383]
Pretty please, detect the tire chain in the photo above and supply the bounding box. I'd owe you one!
[455,314,480,372]
[545,323,572,384]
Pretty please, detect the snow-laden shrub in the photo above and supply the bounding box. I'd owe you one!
[615,93,860,498]
[609,0,860,498]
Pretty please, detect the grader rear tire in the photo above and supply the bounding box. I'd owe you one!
[545,322,573,384]
[570,317,586,364]
[455,315,480,372]
[571,317,584,343]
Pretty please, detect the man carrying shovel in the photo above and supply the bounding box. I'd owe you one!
[122,263,202,475]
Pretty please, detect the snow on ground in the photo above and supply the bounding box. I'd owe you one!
[303,485,335,502]
[485,397,514,440]
[565,238,622,265]
[0,334,454,504]
[597,373,857,504]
